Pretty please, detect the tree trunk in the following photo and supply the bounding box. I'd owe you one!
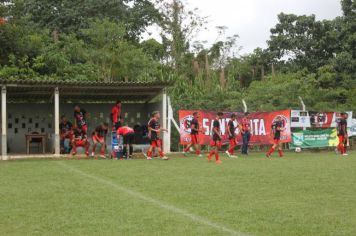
[205,52,210,78]
[219,68,226,89]
[271,63,276,77]
[261,66,265,80]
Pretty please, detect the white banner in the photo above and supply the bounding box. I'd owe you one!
[349,119,356,137]
[291,110,311,128]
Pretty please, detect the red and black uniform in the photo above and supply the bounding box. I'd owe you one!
[148,118,162,148]
[337,118,347,154]
[74,109,87,134]
[117,126,135,158]
[266,119,284,157]
[227,120,237,155]
[92,125,108,143]
[211,119,222,148]
[190,118,199,144]
[272,120,284,144]
[72,128,89,155]
[111,105,122,130]
[117,126,135,145]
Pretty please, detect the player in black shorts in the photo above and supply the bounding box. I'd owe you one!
[266,116,285,158]
[183,112,203,157]
[226,113,238,158]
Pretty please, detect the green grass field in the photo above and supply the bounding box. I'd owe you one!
[0,152,355,236]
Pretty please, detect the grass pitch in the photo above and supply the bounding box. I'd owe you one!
[0,152,355,236]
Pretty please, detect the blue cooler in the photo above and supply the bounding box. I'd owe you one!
[111,131,124,159]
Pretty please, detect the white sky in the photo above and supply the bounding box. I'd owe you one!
[145,0,342,55]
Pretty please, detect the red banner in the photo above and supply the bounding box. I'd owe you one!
[179,110,291,145]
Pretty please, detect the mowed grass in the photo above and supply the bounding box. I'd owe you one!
[0,152,355,236]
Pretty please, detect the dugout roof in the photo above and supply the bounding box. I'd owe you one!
[0,79,172,103]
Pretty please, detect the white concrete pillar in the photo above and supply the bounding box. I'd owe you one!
[1,86,7,160]
[167,96,172,153]
[54,87,60,157]
[162,89,169,153]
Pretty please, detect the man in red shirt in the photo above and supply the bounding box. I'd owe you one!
[240,112,251,155]
[183,112,203,157]
[146,111,168,160]
[71,126,90,158]
[91,122,109,159]
[207,112,224,164]
[226,113,238,158]
[117,126,135,159]
[111,101,122,130]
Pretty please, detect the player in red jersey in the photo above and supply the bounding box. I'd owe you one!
[146,111,168,160]
[71,126,90,158]
[240,112,251,155]
[226,113,238,158]
[337,113,348,156]
[73,104,88,134]
[207,112,224,164]
[91,122,109,159]
[182,112,203,157]
[111,101,122,130]
[266,116,285,159]
[117,126,135,159]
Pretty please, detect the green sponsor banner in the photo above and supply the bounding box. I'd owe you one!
[290,128,338,148]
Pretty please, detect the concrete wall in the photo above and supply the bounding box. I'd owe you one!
[2,102,161,154]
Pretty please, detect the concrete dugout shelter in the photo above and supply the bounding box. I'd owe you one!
[0,79,172,160]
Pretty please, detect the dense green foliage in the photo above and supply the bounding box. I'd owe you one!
[0,0,355,111]
[1,154,356,235]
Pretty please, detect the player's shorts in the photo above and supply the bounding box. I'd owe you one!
[75,140,87,147]
[123,132,135,145]
[150,139,162,148]
[191,134,198,144]
[229,138,236,146]
[92,135,105,143]
[210,140,222,148]
[273,138,281,144]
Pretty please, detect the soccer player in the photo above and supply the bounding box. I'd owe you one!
[207,112,224,164]
[73,104,88,134]
[71,126,90,158]
[111,101,122,130]
[59,115,73,154]
[226,113,238,158]
[117,125,135,159]
[182,112,202,157]
[266,116,285,158]
[91,122,109,159]
[240,112,251,155]
[337,112,348,156]
[147,111,168,160]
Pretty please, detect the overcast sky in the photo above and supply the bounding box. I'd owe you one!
[146,0,342,55]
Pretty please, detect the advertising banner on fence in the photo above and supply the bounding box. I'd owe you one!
[179,110,291,145]
[291,111,353,128]
[290,129,338,149]
[349,119,356,137]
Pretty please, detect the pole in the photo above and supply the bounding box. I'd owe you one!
[54,87,60,157]
[162,89,169,153]
[242,99,247,113]
[1,86,7,160]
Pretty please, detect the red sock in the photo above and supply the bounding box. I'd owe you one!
[72,147,77,153]
[184,146,189,152]
[196,150,201,155]
[147,150,152,157]
[209,150,215,156]
[159,151,165,157]
[215,152,219,161]
[267,147,274,156]
[228,147,234,155]
[278,150,283,157]
[92,146,96,153]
